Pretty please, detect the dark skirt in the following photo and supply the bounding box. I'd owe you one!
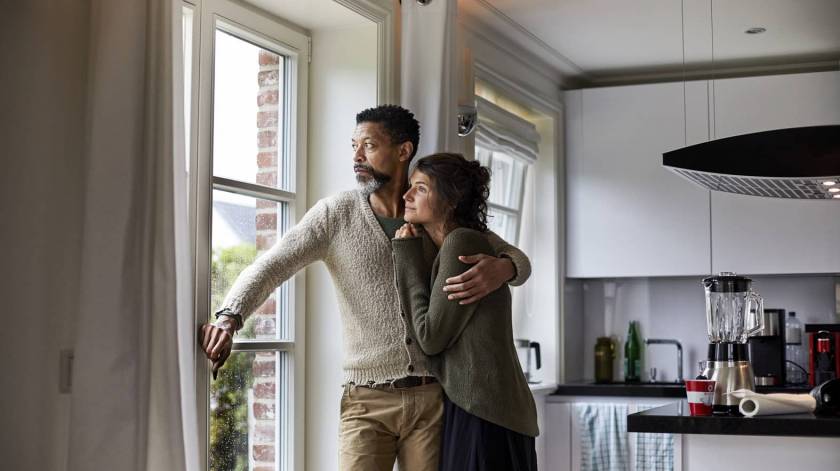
[439,394,538,471]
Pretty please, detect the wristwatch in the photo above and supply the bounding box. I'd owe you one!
[214,308,243,331]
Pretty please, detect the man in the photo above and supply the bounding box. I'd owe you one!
[201,105,531,470]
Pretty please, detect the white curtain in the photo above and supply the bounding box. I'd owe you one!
[68,0,198,470]
[401,0,459,166]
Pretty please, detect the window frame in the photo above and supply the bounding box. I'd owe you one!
[184,1,310,470]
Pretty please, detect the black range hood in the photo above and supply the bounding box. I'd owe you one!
[663,125,840,199]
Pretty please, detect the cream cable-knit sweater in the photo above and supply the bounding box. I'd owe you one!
[220,189,531,385]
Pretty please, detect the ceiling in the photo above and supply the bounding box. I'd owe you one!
[477,0,840,84]
[243,0,371,30]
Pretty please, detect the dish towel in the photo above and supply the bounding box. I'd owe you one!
[727,389,817,417]
[575,403,630,471]
[634,405,674,471]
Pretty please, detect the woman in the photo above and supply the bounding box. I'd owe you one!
[392,153,538,471]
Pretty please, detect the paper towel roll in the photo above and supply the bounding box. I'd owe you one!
[727,389,816,417]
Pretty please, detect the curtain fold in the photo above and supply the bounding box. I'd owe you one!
[68,0,198,470]
[401,0,459,165]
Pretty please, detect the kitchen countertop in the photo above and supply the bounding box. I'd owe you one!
[547,382,811,400]
[627,400,840,437]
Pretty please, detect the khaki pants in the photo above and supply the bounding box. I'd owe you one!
[339,382,444,471]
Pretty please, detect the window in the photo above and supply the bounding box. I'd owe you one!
[475,147,527,243]
[474,96,540,244]
[182,1,309,469]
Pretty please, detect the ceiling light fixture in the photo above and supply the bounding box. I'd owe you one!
[830,188,840,193]
[665,2,839,200]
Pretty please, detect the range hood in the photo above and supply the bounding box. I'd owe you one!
[663,125,840,199]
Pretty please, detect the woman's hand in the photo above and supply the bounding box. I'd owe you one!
[395,223,418,239]
[200,318,236,379]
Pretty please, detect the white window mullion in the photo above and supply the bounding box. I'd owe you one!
[231,341,295,352]
[212,176,296,203]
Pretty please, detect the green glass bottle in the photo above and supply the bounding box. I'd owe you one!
[624,321,641,383]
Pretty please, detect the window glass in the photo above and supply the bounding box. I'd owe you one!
[476,146,527,243]
[211,190,290,340]
[212,30,289,190]
[487,210,518,244]
[210,351,286,471]
[487,152,525,210]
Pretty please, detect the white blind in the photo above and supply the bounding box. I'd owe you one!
[475,96,540,164]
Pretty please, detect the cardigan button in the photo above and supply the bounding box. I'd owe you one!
[407,364,415,373]
[405,337,412,345]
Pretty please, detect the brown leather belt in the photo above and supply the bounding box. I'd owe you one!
[356,376,438,390]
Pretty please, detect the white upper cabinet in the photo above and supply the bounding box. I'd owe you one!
[710,71,840,275]
[566,81,712,277]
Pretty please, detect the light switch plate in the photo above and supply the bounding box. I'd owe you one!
[59,349,73,394]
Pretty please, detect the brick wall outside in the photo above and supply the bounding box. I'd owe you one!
[250,48,283,471]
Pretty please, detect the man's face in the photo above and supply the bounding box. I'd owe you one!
[351,122,405,194]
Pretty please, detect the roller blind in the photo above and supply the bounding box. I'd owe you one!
[475,96,540,164]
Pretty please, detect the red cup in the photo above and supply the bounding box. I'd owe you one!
[685,379,715,416]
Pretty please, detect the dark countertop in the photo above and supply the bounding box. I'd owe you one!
[627,400,840,437]
[548,382,811,399]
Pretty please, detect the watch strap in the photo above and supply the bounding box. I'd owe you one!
[214,308,243,331]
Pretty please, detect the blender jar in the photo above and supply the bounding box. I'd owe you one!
[703,272,764,343]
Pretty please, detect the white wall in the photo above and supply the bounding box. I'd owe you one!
[0,2,89,470]
[460,23,563,107]
[508,115,560,387]
[304,21,378,471]
[564,275,838,383]
[465,22,565,470]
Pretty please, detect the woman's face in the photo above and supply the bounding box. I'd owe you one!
[403,170,443,225]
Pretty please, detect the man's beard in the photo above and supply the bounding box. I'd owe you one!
[355,165,392,195]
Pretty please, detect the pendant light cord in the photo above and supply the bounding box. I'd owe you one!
[708,0,715,272]
[710,0,716,140]
[681,0,687,148]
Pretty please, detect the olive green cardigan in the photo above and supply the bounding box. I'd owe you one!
[391,228,539,437]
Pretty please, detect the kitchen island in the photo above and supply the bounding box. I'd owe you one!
[628,400,840,437]
[550,381,809,398]
[544,383,840,470]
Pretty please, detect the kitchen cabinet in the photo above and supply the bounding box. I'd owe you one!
[566,82,712,277]
[545,396,682,471]
[566,70,840,277]
[545,402,572,471]
[710,71,840,274]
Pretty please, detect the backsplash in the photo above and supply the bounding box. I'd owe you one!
[564,275,839,383]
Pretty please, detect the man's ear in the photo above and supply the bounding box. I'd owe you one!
[398,141,414,162]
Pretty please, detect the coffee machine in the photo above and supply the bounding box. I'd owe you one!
[747,309,786,386]
[701,272,765,415]
[806,324,840,387]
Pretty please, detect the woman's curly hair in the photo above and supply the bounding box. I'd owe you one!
[414,153,491,232]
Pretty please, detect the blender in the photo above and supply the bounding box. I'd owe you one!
[701,272,765,415]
